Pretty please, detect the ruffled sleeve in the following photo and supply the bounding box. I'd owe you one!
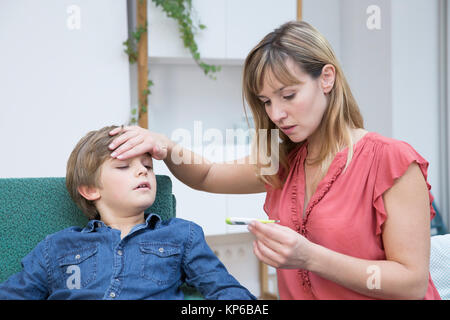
[372,140,436,236]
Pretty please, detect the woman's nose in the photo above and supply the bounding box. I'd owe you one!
[269,103,287,123]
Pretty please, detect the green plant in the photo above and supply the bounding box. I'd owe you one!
[153,0,222,78]
[124,0,221,125]
[123,22,147,64]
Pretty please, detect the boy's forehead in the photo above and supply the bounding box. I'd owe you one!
[109,153,153,163]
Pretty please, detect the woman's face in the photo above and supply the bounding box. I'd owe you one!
[257,59,333,143]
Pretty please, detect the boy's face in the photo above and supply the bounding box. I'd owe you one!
[94,153,157,216]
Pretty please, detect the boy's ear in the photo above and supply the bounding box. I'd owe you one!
[77,185,101,201]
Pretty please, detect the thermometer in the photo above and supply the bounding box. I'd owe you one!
[225,217,280,225]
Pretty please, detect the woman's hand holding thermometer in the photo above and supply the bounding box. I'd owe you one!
[225,217,280,225]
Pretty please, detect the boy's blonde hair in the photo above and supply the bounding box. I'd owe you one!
[243,21,364,188]
[66,125,123,220]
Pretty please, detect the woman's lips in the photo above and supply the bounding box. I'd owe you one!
[280,125,297,135]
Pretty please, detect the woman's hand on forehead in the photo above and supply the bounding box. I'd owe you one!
[108,126,168,161]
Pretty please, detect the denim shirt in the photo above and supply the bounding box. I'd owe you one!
[0,214,256,300]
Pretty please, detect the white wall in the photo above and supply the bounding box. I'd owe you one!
[0,0,130,178]
[302,0,341,61]
[391,0,442,220]
[147,63,245,138]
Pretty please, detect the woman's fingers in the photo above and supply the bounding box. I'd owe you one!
[114,142,151,160]
[252,220,291,238]
[109,125,135,137]
[249,221,310,269]
[110,133,143,159]
[109,128,139,151]
[253,240,282,268]
[109,126,125,136]
[117,145,167,161]
[111,136,168,161]
[151,145,168,160]
[108,125,170,161]
[248,221,287,251]
[248,222,286,265]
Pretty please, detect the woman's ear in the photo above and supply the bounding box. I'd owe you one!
[78,185,101,201]
[321,64,336,94]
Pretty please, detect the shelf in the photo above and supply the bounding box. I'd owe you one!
[148,0,296,63]
[148,56,245,67]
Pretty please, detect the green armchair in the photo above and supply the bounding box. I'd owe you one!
[0,176,201,299]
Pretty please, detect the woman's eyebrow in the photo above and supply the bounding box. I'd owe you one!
[257,85,298,98]
[273,86,288,94]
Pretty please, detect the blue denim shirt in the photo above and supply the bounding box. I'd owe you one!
[0,214,256,300]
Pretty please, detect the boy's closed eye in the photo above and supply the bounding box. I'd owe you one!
[115,164,153,170]
[111,155,153,170]
[112,160,129,169]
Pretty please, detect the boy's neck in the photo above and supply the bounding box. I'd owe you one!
[100,211,146,239]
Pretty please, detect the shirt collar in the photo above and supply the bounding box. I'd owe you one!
[81,213,162,233]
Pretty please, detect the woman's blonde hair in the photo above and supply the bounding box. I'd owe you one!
[66,125,124,219]
[243,21,364,188]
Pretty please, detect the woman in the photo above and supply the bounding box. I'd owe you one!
[108,21,441,300]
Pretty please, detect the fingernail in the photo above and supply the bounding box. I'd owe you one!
[109,143,115,149]
[111,152,117,158]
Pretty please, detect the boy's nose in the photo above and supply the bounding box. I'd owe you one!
[136,165,148,176]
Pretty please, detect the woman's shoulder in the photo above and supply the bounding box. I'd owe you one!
[363,131,429,174]
[364,131,405,145]
[352,131,429,179]
[363,131,419,155]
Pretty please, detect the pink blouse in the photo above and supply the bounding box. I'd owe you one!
[264,132,441,300]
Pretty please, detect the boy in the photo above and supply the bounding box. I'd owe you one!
[0,126,255,300]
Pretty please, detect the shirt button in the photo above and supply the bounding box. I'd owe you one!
[110,292,116,298]
[117,250,123,256]
[158,247,164,253]
[75,254,81,260]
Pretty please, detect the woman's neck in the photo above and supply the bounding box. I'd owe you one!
[305,128,368,164]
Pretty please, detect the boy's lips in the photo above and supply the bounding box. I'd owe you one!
[134,181,151,190]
